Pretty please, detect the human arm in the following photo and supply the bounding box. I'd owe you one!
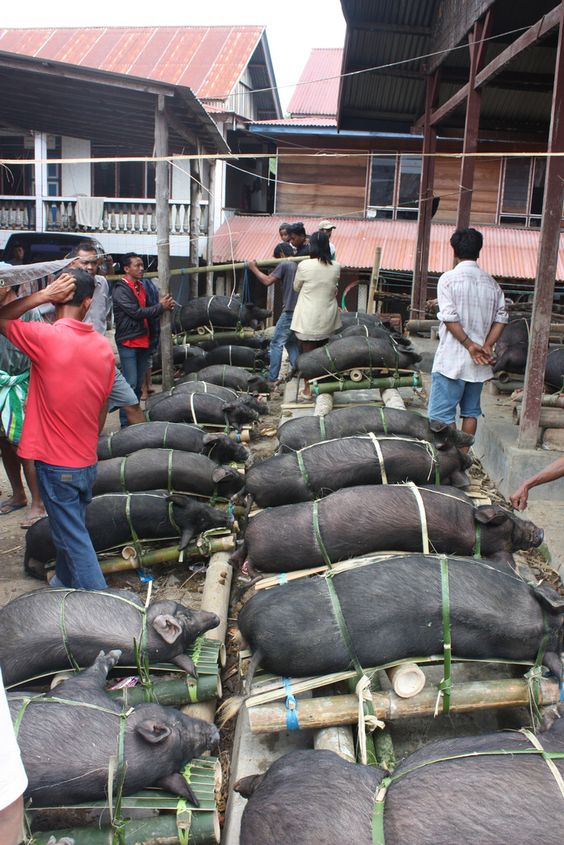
[247,259,279,287]
[112,284,172,321]
[509,456,564,511]
[0,274,76,335]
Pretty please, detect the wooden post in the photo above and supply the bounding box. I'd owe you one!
[411,72,439,319]
[367,246,382,314]
[518,2,564,448]
[190,142,202,299]
[155,95,173,391]
[456,12,492,230]
[206,160,216,296]
[33,131,47,232]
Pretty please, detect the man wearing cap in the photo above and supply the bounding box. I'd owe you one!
[319,220,336,259]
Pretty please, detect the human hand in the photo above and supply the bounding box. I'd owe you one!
[43,273,76,304]
[509,484,529,511]
[482,344,496,364]
[247,259,258,270]
[467,341,491,366]
[160,294,175,311]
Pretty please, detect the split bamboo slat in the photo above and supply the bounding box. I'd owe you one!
[513,405,564,428]
[246,677,561,734]
[29,757,221,844]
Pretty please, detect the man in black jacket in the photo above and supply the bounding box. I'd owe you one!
[112,253,173,426]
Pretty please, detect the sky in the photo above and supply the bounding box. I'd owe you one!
[0,0,347,112]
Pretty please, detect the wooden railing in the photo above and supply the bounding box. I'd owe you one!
[0,196,208,235]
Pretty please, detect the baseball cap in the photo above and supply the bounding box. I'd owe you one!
[319,220,336,230]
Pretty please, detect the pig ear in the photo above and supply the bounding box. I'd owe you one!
[211,467,232,484]
[202,433,222,445]
[135,720,172,744]
[532,582,564,613]
[474,505,507,526]
[179,526,196,550]
[234,773,265,798]
[427,419,449,450]
[152,614,183,644]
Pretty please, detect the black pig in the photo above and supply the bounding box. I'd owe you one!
[146,391,259,429]
[93,449,244,498]
[177,296,271,331]
[204,345,269,369]
[172,344,208,373]
[97,421,249,464]
[238,553,563,679]
[237,485,543,573]
[237,725,564,845]
[25,492,230,578]
[170,381,268,416]
[297,336,420,379]
[246,436,471,507]
[187,365,270,394]
[278,406,473,452]
[9,650,219,807]
[0,589,219,686]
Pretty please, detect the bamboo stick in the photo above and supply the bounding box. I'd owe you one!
[247,677,560,734]
[513,406,564,428]
[108,254,308,282]
[107,674,219,706]
[512,391,564,408]
[173,328,260,345]
[496,371,525,384]
[100,536,235,573]
[314,725,356,762]
[386,663,426,698]
[311,374,421,395]
[182,552,233,725]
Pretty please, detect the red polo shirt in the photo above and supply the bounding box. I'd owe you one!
[5,318,114,467]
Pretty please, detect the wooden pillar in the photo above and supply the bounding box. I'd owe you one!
[189,143,202,299]
[456,12,492,230]
[411,72,439,319]
[206,159,216,296]
[518,2,564,449]
[155,95,173,390]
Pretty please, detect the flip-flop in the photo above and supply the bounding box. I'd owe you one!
[0,501,26,515]
[20,513,47,529]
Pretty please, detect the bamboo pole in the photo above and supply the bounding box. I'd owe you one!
[107,674,219,706]
[247,677,560,734]
[311,374,421,395]
[183,552,232,724]
[367,246,382,315]
[314,725,356,762]
[513,406,564,428]
[512,391,564,408]
[107,255,308,282]
[173,327,260,345]
[386,664,426,698]
[100,536,235,574]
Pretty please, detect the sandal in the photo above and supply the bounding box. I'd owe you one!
[0,500,26,515]
[20,513,47,529]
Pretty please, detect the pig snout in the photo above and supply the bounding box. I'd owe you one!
[193,610,220,636]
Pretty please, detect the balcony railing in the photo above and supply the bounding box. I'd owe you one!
[0,196,208,235]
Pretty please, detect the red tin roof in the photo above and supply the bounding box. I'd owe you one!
[212,214,564,279]
[287,48,343,117]
[0,25,264,101]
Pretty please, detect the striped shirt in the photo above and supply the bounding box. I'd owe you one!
[432,260,508,382]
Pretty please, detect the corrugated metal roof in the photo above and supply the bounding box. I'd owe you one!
[212,214,564,279]
[287,48,343,117]
[251,117,338,127]
[0,25,264,101]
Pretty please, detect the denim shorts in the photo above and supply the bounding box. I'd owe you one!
[108,367,138,411]
[428,372,484,424]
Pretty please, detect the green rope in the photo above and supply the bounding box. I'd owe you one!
[163,422,171,449]
[125,494,144,561]
[379,407,388,435]
[59,591,81,672]
[323,344,339,375]
[473,522,481,559]
[438,556,452,714]
[296,450,313,495]
[119,456,127,493]
[168,449,174,492]
[323,571,363,677]
[312,501,332,568]
[319,415,327,441]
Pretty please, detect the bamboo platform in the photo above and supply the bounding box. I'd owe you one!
[29,756,221,845]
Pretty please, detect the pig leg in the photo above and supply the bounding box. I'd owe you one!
[156,772,200,807]
[172,654,198,678]
[57,650,122,695]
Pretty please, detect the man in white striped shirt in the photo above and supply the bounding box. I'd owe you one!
[428,228,508,447]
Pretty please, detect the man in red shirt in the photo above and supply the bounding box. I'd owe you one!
[112,252,174,426]
[0,270,115,589]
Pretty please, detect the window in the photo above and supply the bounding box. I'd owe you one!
[368,154,421,220]
[499,157,547,228]
[92,159,157,198]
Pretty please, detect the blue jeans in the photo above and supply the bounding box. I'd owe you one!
[428,372,484,424]
[269,311,299,381]
[117,345,151,426]
[35,462,107,590]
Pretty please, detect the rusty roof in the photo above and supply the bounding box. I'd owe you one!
[0,25,264,101]
[288,48,343,117]
[212,214,564,279]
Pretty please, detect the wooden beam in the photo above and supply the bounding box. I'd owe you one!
[414,4,562,132]
[155,95,173,391]
[518,4,564,448]
[351,22,433,36]
[411,72,439,320]
[456,12,493,230]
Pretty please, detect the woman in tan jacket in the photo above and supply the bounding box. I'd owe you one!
[291,231,341,397]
